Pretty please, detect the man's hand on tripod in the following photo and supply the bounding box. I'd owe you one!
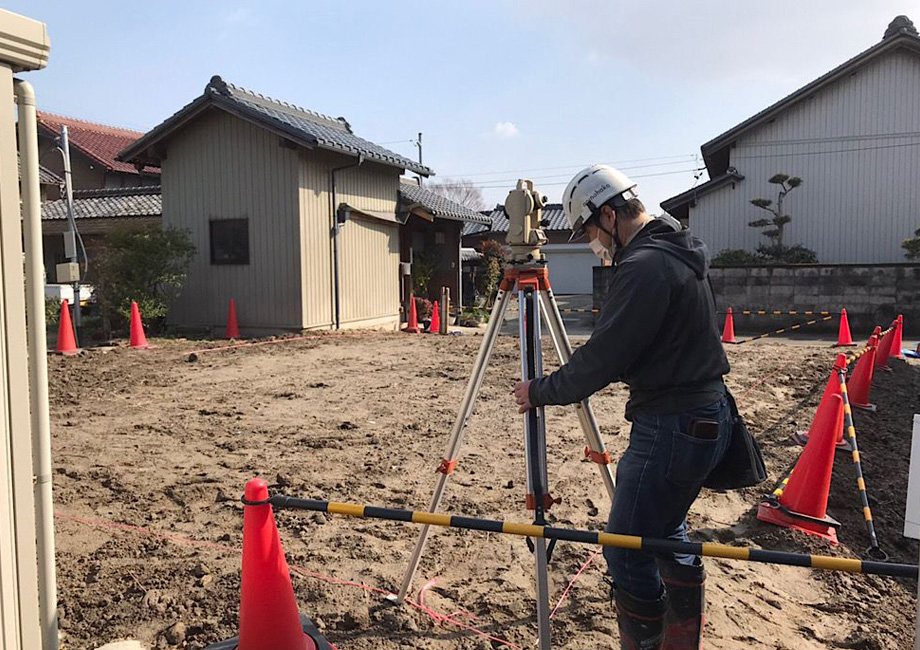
[513,380,533,413]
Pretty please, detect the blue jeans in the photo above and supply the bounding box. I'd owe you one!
[604,395,731,600]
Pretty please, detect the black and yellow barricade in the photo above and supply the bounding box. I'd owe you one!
[266,494,918,579]
[735,315,835,344]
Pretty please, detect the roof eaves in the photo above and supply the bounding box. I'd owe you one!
[700,34,920,174]
[116,93,215,166]
[660,170,745,213]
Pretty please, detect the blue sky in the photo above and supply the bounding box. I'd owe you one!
[11,1,919,211]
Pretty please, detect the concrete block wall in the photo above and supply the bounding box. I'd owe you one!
[594,264,920,337]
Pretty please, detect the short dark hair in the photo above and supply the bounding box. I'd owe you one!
[605,197,645,220]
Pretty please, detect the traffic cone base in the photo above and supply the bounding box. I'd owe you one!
[756,500,840,544]
[791,431,851,451]
[203,616,326,650]
[852,402,877,413]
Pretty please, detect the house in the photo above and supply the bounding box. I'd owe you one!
[397,178,491,311]
[35,112,160,200]
[40,186,161,282]
[118,75,484,333]
[18,153,60,201]
[661,15,920,264]
[462,204,599,294]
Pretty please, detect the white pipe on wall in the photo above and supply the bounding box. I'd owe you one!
[15,78,58,650]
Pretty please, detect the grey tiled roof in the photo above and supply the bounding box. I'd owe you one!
[398,182,491,224]
[460,247,483,262]
[18,153,62,185]
[462,203,570,236]
[119,76,433,176]
[42,186,161,220]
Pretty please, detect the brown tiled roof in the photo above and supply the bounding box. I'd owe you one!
[36,111,160,176]
[41,186,161,220]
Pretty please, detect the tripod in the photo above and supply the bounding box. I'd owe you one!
[396,260,617,650]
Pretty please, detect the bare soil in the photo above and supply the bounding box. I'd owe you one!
[49,332,919,649]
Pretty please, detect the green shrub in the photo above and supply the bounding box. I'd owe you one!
[94,226,195,335]
[711,249,760,267]
[904,227,920,260]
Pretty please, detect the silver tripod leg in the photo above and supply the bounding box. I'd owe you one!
[520,284,552,650]
[396,287,515,603]
[538,290,616,504]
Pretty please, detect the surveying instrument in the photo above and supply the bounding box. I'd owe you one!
[396,179,617,649]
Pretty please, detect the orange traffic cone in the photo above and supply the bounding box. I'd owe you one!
[129,301,149,349]
[849,329,879,411]
[875,321,896,370]
[834,308,856,347]
[237,478,316,650]
[56,299,79,356]
[226,298,241,339]
[890,314,904,360]
[428,300,441,334]
[404,296,420,333]
[758,393,844,544]
[721,307,737,344]
[794,355,848,449]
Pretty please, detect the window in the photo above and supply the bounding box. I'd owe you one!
[210,219,249,265]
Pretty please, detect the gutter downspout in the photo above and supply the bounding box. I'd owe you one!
[14,78,59,650]
[330,155,364,330]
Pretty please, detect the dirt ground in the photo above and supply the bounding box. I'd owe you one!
[48,330,919,650]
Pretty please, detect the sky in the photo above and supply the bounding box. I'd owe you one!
[10,1,920,212]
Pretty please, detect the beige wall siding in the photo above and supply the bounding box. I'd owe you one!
[162,110,302,329]
[690,49,920,263]
[298,150,401,328]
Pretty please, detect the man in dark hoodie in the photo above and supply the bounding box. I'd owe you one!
[513,165,731,650]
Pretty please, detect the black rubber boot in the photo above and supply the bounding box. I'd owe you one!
[657,560,705,650]
[614,587,666,650]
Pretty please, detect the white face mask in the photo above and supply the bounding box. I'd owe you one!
[589,237,612,262]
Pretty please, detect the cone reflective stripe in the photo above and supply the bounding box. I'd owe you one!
[849,330,878,411]
[240,479,314,650]
[834,308,856,347]
[405,296,420,333]
[890,314,904,359]
[428,300,440,334]
[721,307,737,344]
[129,301,149,349]
[226,298,241,339]
[875,322,896,369]
[56,299,79,356]
[759,384,844,543]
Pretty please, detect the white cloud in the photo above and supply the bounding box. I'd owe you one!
[493,121,520,138]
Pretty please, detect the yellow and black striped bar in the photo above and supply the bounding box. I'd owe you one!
[266,495,917,579]
[735,315,834,345]
[844,325,895,367]
[719,309,834,316]
[837,370,885,558]
[557,308,599,315]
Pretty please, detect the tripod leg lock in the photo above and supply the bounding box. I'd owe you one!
[526,493,561,511]
[584,446,613,465]
[437,458,458,474]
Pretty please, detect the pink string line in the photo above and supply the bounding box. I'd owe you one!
[548,546,603,620]
[54,511,521,649]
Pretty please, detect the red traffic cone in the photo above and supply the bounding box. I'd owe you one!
[238,479,315,650]
[404,296,420,333]
[834,308,856,347]
[890,314,904,360]
[56,299,79,356]
[875,321,896,370]
[226,298,241,340]
[428,300,441,334]
[758,393,844,544]
[721,307,737,344]
[794,355,848,449]
[129,301,149,349]
[849,329,879,411]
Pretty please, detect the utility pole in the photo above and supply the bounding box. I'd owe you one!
[59,126,80,332]
[415,132,423,185]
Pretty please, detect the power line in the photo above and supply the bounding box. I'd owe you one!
[443,153,696,178]
[432,167,706,190]
[733,139,920,161]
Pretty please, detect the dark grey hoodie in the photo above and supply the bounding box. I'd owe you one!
[529,216,730,418]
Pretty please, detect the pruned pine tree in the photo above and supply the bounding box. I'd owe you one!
[749,173,803,251]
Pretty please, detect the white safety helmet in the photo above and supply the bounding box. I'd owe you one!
[563,164,639,242]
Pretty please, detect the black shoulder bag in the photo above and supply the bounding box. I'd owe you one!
[703,390,767,490]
